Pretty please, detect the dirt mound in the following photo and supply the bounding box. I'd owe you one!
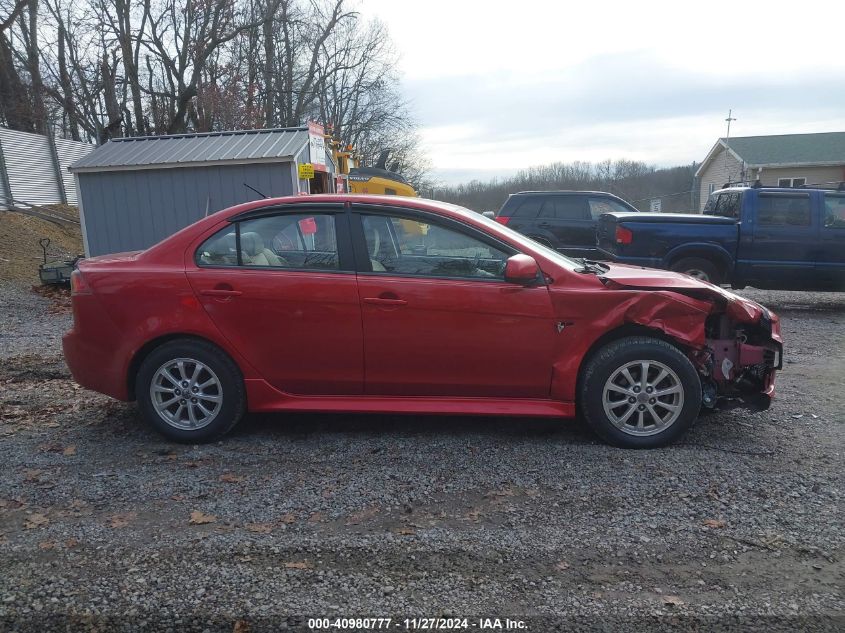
[0,207,83,285]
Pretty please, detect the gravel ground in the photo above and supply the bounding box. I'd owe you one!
[0,281,843,631]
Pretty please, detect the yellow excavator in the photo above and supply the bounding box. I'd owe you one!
[330,139,417,197]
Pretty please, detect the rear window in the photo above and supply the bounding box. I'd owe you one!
[510,197,543,218]
[588,197,635,219]
[757,193,811,226]
[824,194,845,228]
[705,192,742,218]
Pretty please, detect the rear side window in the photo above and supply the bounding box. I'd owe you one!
[757,194,811,226]
[824,194,845,228]
[538,197,589,220]
[196,213,339,270]
[511,197,543,218]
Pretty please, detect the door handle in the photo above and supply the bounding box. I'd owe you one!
[200,289,242,297]
[363,297,407,306]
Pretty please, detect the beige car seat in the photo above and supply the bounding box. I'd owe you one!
[240,232,287,267]
[367,226,386,271]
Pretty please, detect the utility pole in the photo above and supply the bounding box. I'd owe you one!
[724,109,736,183]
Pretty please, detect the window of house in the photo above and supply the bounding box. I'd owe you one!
[777,177,807,188]
[708,183,716,195]
[361,214,509,279]
[757,194,811,226]
[824,194,845,229]
[196,213,339,270]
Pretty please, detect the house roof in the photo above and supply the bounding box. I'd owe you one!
[69,127,310,173]
[696,131,845,176]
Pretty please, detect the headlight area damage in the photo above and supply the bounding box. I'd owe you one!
[598,270,783,412]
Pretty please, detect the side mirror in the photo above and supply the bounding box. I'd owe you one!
[481,211,496,219]
[504,254,540,285]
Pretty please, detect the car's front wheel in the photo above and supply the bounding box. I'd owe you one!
[136,339,245,443]
[579,336,702,448]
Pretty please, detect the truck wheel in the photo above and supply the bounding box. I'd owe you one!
[579,336,702,448]
[670,257,722,285]
[136,339,246,443]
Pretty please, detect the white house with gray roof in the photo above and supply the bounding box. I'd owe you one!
[695,131,845,211]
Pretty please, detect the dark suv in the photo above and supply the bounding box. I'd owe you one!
[495,191,639,257]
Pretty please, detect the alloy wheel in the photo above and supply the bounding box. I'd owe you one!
[149,358,223,430]
[602,359,685,436]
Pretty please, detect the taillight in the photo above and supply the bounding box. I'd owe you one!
[70,270,91,295]
[494,216,510,225]
[615,225,633,245]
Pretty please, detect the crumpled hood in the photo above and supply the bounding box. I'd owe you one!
[597,263,767,325]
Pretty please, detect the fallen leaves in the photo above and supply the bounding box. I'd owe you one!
[703,519,726,529]
[555,561,571,571]
[63,445,77,456]
[108,512,137,529]
[219,473,245,483]
[283,561,312,570]
[663,595,685,606]
[24,512,49,529]
[279,513,297,524]
[394,526,416,536]
[244,523,274,534]
[345,505,379,526]
[233,620,251,633]
[189,510,217,525]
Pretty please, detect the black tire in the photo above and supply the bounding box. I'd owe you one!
[136,339,245,443]
[670,257,722,285]
[579,336,702,448]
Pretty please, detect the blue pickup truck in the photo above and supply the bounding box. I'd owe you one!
[596,185,845,290]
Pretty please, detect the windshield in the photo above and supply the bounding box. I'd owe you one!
[468,207,583,271]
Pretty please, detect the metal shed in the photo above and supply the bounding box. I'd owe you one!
[0,126,94,209]
[69,127,335,256]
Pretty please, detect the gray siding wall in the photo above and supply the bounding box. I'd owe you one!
[78,161,294,256]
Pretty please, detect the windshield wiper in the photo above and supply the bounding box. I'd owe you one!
[575,258,610,274]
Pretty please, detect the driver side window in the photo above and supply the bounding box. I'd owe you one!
[361,214,509,279]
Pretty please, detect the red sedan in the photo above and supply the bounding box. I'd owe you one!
[63,195,782,448]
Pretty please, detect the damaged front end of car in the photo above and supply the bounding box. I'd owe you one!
[596,266,784,412]
[694,307,783,411]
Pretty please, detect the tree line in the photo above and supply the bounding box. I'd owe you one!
[0,0,428,182]
[430,160,697,213]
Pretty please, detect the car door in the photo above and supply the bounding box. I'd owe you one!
[743,191,819,287]
[352,206,557,399]
[817,192,845,288]
[536,195,594,258]
[186,206,364,395]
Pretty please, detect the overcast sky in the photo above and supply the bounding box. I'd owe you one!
[359,0,845,185]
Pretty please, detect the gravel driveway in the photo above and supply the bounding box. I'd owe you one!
[1,282,842,631]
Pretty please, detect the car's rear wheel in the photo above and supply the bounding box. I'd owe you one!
[136,339,245,443]
[579,336,701,448]
[670,257,722,285]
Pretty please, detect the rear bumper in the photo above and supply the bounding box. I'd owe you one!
[62,328,130,400]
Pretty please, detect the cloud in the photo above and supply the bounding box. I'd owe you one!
[402,51,845,182]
